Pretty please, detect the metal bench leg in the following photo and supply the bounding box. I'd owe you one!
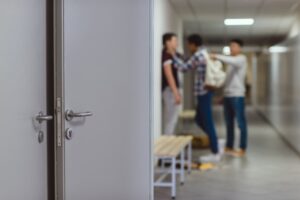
[171,157,176,199]
[180,149,184,185]
[161,159,165,170]
[188,141,192,174]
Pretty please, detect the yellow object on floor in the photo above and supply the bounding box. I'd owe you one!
[199,163,216,171]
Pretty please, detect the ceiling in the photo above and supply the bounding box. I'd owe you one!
[169,0,300,46]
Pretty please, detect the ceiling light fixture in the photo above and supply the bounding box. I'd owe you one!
[223,46,231,55]
[269,46,288,53]
[224,18,254,26]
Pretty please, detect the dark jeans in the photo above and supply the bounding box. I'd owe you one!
[224,97,248,150]
[195,92,219,154]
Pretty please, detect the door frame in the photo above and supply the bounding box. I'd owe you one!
[53,0,65,200]
[46,0,65,199]
[150,0,155,199]
[50,1,155,200]
[46,0,55,199]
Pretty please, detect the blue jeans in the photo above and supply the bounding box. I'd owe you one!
[224,97,248,150]
[195,92,219,154]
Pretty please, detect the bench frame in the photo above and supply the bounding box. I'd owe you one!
[154,136,192,199]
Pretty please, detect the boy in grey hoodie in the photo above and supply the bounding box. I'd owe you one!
[211,39,248,157]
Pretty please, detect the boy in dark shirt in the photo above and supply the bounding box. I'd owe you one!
[162,33,181,135]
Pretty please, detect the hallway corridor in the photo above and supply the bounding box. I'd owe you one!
[155,108,300,200]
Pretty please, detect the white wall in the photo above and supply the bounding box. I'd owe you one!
[153,0,182,139]
[256,35,300,154]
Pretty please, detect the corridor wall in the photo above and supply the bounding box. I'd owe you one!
[255,35,300,154]
[153,0,183,139]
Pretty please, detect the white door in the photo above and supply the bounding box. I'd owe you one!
[63,0,152,199]
[0,1,49,200]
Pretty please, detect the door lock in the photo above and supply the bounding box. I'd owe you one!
[65,128,73,140]
[38,131,44,143]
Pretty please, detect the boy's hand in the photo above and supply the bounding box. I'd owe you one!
[174,92,182,105]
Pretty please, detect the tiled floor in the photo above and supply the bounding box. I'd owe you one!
[155,107,300,200]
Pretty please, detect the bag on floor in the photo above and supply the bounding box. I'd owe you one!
[202,50,226,89]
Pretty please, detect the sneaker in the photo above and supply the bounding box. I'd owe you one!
[225,148,246,157]
[232,149,246,157]
[199,154,221,163]
[224,147,235,156]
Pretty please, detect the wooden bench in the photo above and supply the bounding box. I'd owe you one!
[178,110,196,133]
[154,135,193,199]
[179,110,196,120]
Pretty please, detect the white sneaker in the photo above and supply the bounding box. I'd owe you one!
[199,154,221,163]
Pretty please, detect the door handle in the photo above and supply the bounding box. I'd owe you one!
[35,112,53,124]
[34,112,53,143]
[65,110,93,121]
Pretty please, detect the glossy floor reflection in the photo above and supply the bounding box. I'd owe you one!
[155,107,300,200]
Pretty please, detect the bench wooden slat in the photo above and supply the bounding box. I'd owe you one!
[155,136,177,157]
[154,136,176,151]
[155,137,180,157]
[154,136,177,156]
[161,137,184,157]
[178,110,196,119]
[154,136,193,157]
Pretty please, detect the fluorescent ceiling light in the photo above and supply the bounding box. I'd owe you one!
[269,46,288,53]
[224,18,254,26]
[223,46,231,55]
